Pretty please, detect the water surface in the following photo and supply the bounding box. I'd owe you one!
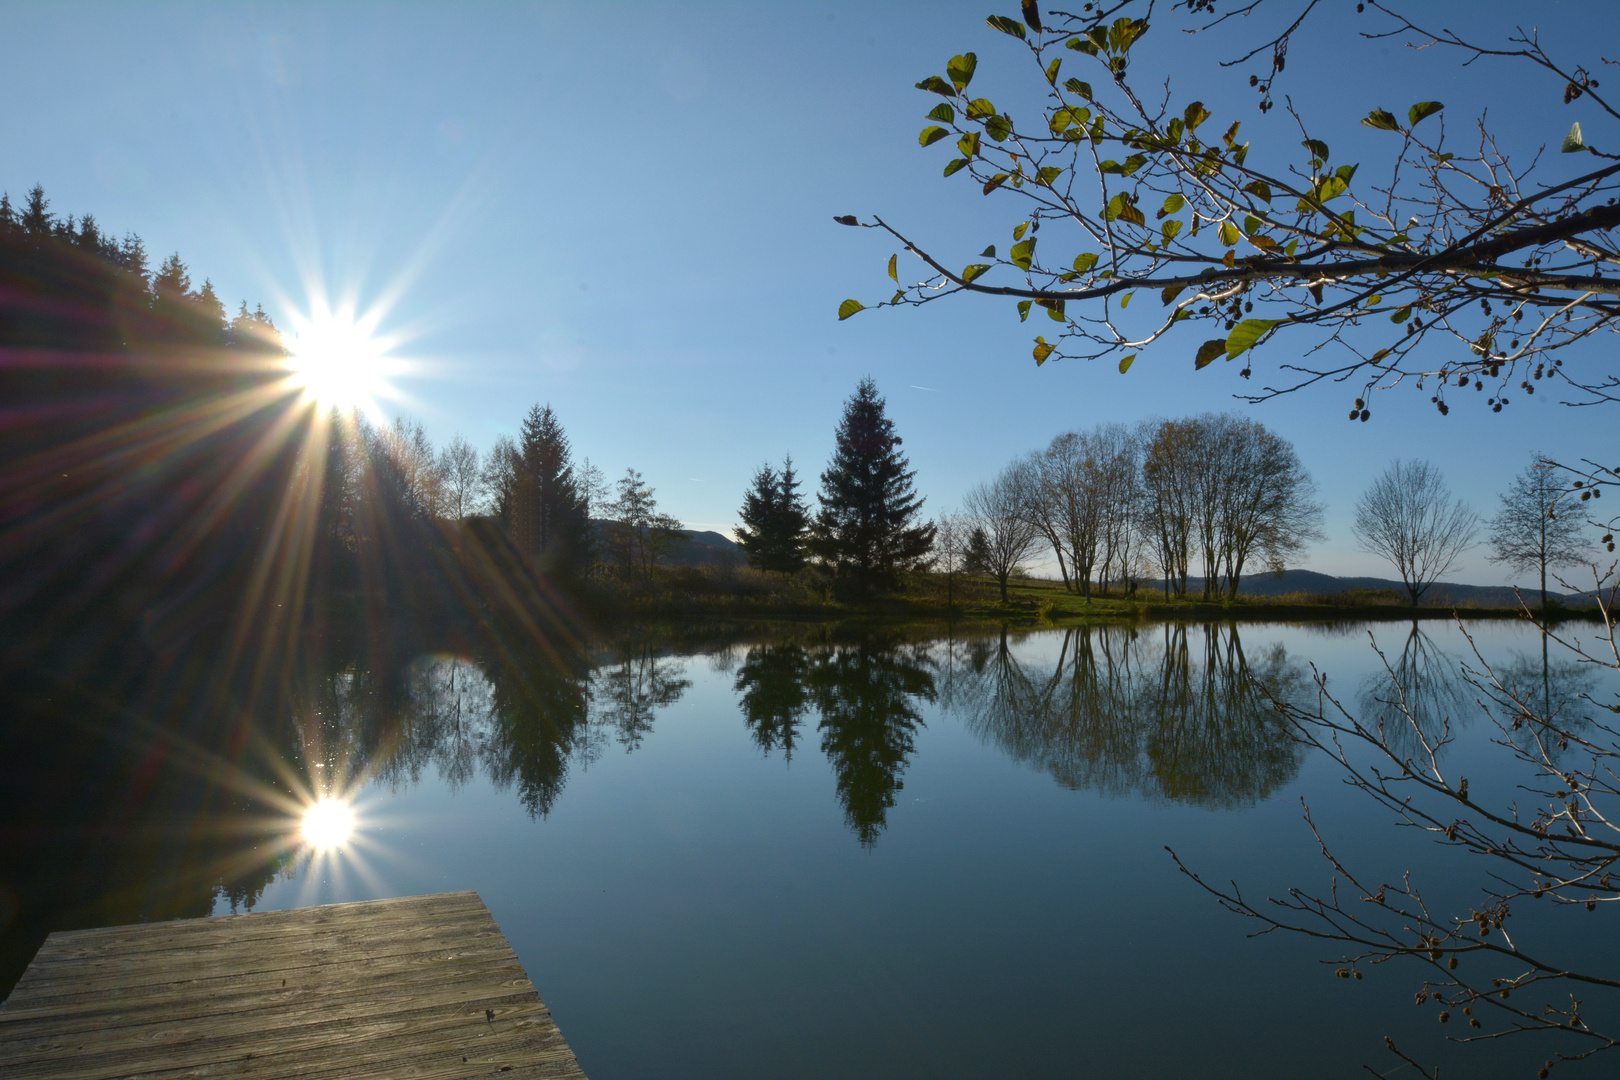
[4,619,1615,1078]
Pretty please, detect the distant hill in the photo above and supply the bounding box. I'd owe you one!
[588,520,744,569]
[1144,568,1598,608]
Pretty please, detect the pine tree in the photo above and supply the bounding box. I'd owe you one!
[736,462,779,570]
[736,455,810,574]
[812,378,935,592]
[510,404,589,573]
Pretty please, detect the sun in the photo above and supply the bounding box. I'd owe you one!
[300,797,356,851]
[284,302,393,412]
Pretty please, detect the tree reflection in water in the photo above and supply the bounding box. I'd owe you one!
[734,643,814,761]
[733,637,937,845]
[1354,623,1475,761]
[590,645,692,754]
[293,637,694,820]
[944,623,1308,808]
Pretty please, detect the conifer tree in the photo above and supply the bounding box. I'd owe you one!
[812,378,935,591]
[510,404,589,573]
[736,455,810,574]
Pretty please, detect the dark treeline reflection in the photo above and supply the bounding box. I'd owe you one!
[733,636,937,845]
[940,623,1308,807]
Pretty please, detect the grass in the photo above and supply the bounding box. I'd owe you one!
[575,566,1595,626]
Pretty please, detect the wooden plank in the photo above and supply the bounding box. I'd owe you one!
[9,912,506,996]
[0,891,587,1080]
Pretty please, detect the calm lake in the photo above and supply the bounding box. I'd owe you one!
[3,618,1616,1078]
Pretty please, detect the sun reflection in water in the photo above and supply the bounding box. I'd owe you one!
[300,797,357,851]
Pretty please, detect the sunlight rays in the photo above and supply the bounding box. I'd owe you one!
[281,297,402,418]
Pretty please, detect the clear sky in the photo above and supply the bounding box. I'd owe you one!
[3,1,1614,586]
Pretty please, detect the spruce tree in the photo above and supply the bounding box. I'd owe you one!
[773,455,810,573]
[812,378,935,591]
[736,455,810,574]
[511,404,589,573]
[736,462,780,571]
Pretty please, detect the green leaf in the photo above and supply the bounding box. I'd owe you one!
[1301,138,1330,163]
[1370,348,1391,363]
[1161,284,1185,305]
[1119,154,1147,176]
[1194,339,1227,369]
[1119,291,1134,308]
[961,263,992,284]
[1010,237,1037,271]
[1167,118,1184,144]
[927,103,955,122]
[1391,305,1412,323]
[986,14,1026,38]
[981,245,997,257]
[1244,214,1265,236]
[1183,101,1211,131]
[1242,180,1273,203]
[1073,252,1099,273]
[1067,36,1098,57]
[1033,337,1055,365]
[1226,318,1281,358]
[957,131,980,157]
[1013,222,1029,241]
[1562,122,1586,153]
[1162,194,1186,215]
[966,97,997,120]
[984,114,1013,142]
[1110,17,1148,53]
[1017,299,1032,321]
[1360,109,1401,132]
[888,254,898,282]
[1218,221,1241,246]
[1408,101,1443,127]
[983,173,1010,194]
[943,157,971,177]
[1117,201,1145,227]
[947,53,978,91]
[838,299,865,321]
[1036,166,1063,186]
[1315,176,1348,202]
[1064,77,1093,100]
[1046,300,1066,321]
[916,76,956,97]
[1045,57,1062,85]
[919,126,951,147]
[1161,219,1183,242]
[1118,353,1136,374]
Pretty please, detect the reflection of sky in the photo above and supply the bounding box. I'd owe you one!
[231,620,1620,1080]
[3,3,1616,580]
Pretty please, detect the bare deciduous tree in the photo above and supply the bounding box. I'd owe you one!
[1488,456,1591,610]
[933,511,970,609]
[1354,460,1479,606]
[965,462,1043,603]
[437,434,482,521]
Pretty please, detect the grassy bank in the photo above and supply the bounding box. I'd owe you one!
[574,566,1604,627]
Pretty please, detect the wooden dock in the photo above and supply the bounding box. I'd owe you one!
[0,890,587,1079]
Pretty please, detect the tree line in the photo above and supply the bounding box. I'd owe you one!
[938,414,1324,603]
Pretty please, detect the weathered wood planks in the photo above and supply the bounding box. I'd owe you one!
[0,890,588,1079]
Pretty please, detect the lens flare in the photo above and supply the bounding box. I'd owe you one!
[300,797,356,851]
[283,302,394,412]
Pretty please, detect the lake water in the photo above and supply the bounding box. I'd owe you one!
[4,618,1616,1078]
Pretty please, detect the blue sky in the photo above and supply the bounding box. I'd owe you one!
[4,1,1614,584]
